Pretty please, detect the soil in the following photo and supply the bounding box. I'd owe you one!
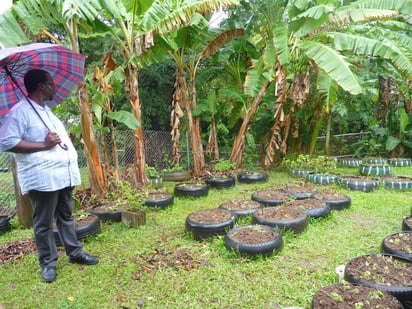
[380,176,412,182]
[281,183,316,194]
[312,283,403,308]
[219,200,261,211]
[287,198,326,210]
[254,205,306,220]
[253,190,291,200]
[229,226,277,244]
[188,208,232,224]
[346,254,412,286]
[383,232,412,256]
[72,214,98,228]
[147,192,172,201]
[0,237,37,264]
[313,191,347,200]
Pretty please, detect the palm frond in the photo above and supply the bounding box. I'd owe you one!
[200,29,245,58]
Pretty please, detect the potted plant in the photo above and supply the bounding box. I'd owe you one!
[174,181,209,198]
[162,164,191,182]
[204,159,236,189]
[146,164,163,188]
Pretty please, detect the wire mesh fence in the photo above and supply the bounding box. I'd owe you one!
[0,130,368,214]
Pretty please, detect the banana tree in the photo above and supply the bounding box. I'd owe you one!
[225,0,412,168]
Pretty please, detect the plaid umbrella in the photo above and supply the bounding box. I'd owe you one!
[0,42,85,123]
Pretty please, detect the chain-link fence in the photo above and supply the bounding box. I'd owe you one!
[0,130,369,214]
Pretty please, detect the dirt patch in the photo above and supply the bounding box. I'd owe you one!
[0,237,37,264]
[188,208,232,224]
[219,200,260,211]
[229,226,277,244]
[312,283,402,308]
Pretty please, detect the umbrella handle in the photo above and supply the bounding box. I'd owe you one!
[59,143,68,150]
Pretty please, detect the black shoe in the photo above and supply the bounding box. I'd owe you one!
[41,266,56,283]
[69,252,99,265]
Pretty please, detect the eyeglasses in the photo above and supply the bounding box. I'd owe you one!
[42,82,55,87]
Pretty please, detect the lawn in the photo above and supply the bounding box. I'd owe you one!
[0,166,411,309]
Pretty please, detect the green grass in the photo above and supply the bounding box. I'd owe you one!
[0,166,411,309]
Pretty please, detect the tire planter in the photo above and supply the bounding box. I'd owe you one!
[344,253,412,308]
[381,231,412,261]
[337,158,362,167]
[339,176,379,192]
[145,192,174,209]
[312,283,404,309]
[0,215,12,233]
[219,200,261,218]
[224,225,284,257]
[205,175,235,189]
[89,202,122,222]
[402,216,412,231]
[290,168,314,178]
[363,157,387,164]
[54,214,101,246]
[388,158,412,167]
[359,164,392,176]
[287,199,331,219]
[162,170,191,182]
[252,206,308,234]
[185,208,237,240]
[281,184,317,200]
[174,182,209,198]
[251,189,291,207]
[237,171,268,184]
[313,192,351,210]
[306,173,340,185]
[381,176,412,191]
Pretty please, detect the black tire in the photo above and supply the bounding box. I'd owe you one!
[185,209,237,240]
[89,209,122,222]
[219,200,261,218]
[54,215,101,246]
[363,158,387,164]
[340,177,379,192]
[382,177,412,191]
[290,168,314,178]
[252,208,308,234]
[251,190,289,207]
[237,171,268,184]
[145,193,174,209]
[344,253,412,308]
[402,216,412,231]
[313,193,351,211]
[305,203,331,218]
[224,225,284,257]
[388,158,412,167]
[337,158,362,167]
[359,164,392,176]
[0,215,11,233]
[381,231,412,261]
[306,173,340,185]
[163,170,191,182]
[174,182,209,198]
[205,176,236,189]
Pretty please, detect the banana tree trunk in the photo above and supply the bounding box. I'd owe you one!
[77,83,106,196]
[188,72,205,176]
[126,64,147,185]
[230,81,270,168]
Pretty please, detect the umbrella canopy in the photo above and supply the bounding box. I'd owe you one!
[0,43,85,123]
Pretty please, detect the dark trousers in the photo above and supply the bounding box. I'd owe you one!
[28,187,82,268]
